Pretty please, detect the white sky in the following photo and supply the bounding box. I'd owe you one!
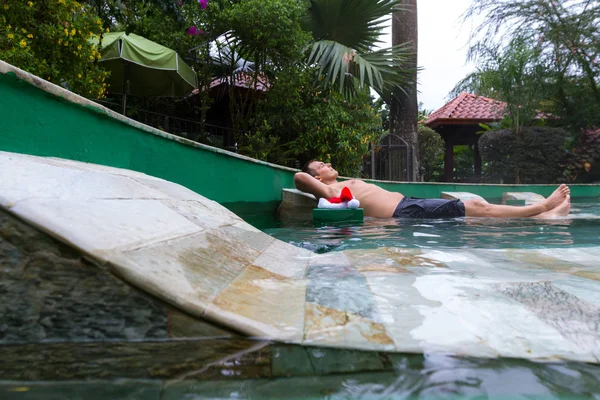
[380,0,479,112]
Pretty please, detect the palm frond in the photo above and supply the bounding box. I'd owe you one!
[304,0,407,53]
[308,40,414,96]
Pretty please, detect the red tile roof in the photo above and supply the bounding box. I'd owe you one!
[425,93,507,127]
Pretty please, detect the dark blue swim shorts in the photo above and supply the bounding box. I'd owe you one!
[393,197,466,219]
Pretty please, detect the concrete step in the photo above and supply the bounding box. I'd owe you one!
[502,192,545,206]
[441,192,485,202]
[277,189,317,223]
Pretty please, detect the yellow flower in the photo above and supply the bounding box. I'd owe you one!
[7,25,11,29]
[105,27,110,33]
[70,28,76,36]
[64,29,69,36]
[89,55,94,60]
[27,34,33,39]
[19,39,27,48]
[96,53,101,59]
[7,33,14,39]
[58,0,65,4]
[78,74,82,78]
[57,39,62,44]
[96,19,101,25]
[21,28,27,33]
[3,5,8,10]
[77,44,82,50]
[28,1,33,7]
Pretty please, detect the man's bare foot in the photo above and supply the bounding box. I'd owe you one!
[534,195,571,219]
[543,184,570,211]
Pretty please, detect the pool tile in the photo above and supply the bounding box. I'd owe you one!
[412,274,588,360]
[496,281,600,355]
[160,199,240,230]
[362,273,432,353]
[108,229,260,316]
[0,156,167,205]
[344,248,412,273]
[205,265,307,340]
[11,199,201,256]
[538,248,600,269]
[302,302,395,351]
[252,239,312,278]
[383,247,446,268]
[305,261,381,322]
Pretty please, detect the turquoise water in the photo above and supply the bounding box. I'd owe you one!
[263,200,600,252]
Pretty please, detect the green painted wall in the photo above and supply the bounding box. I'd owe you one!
[1,63,599,204]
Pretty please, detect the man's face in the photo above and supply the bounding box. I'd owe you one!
[310,161,338,181]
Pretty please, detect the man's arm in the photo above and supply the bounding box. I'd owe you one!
[294,172,337,199]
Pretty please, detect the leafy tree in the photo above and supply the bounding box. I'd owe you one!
[248,67,385,177]
[458,0,600,131]
[417,125,443,182]
[453,37,548,134]
[1,0,109,98]
[303,0,412,98]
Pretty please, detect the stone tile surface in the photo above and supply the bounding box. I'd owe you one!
[2,151,600,363]
[206,265,307,339]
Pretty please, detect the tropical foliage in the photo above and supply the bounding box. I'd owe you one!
[0,0,109,98]
[3,0,413,177]
[247,67,385,176]
[417,125,444,182]
[456,0,600,131]
[478,126,568,183]
[562,127,600,183]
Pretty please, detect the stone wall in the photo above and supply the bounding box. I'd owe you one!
[0,208,234,344]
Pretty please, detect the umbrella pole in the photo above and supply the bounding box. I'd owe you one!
[122,61,129,116]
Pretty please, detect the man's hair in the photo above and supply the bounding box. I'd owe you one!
[301,159,318,177]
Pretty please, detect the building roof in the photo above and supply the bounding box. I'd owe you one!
[209,73,270,92]
[425,92,507,127]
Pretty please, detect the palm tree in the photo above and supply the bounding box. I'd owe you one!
[303,0,413,97]
[391,0,419,181]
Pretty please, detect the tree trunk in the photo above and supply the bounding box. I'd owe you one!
[391,0,419,181]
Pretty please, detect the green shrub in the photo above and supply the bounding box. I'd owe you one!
[562,127,600,183]
[478,126,568,183]
[250,68,384,177]
[417,125,444,181]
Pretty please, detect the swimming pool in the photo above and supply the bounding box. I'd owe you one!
[263,199,600,252]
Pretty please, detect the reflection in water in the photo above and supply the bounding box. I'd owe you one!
[265,202,600,251]
[5,340,600,398]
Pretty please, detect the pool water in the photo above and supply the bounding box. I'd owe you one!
[264,200,600,252]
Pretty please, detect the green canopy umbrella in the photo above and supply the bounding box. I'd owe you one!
[96,32,197,114]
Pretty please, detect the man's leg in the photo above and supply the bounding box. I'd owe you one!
[463,185,570,218]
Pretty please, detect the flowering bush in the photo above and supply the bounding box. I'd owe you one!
[0,0,109,99]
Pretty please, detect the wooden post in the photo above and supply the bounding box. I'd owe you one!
[444,140,454,182]
[474,143,482,178]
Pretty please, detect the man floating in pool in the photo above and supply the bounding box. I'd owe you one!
[294,160,571,219]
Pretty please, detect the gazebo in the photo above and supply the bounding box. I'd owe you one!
[425,93,506,182]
